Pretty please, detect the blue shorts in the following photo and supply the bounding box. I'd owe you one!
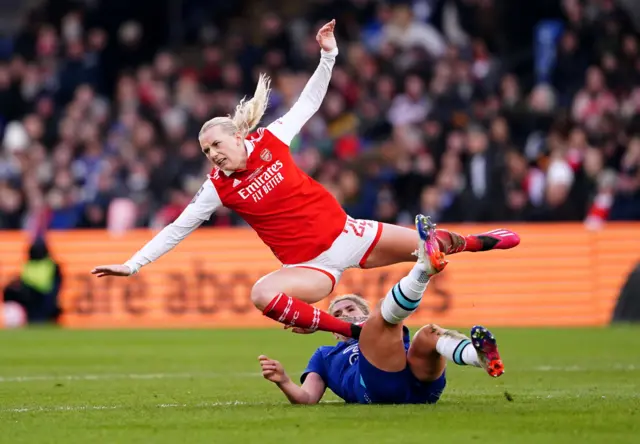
[357,351,446,405]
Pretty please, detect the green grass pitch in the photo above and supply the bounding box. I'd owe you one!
[1,326,639,443]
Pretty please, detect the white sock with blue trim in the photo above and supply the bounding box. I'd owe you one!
[380,263,430,324]
[435,335,481,367]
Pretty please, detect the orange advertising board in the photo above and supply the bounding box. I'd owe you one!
[0,223,638,328]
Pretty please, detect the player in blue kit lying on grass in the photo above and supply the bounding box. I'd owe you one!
[259,217,504,405]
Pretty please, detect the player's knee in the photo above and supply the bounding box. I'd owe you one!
[250,280,277,311]
[412,324,440,352]
[407,325,444,381]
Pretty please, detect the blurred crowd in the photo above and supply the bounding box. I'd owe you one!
[1,0,640,233]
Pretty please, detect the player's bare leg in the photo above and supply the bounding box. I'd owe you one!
[357,304,408,372]
[252,267,361,338]
[251,267,333,309]
[405,324,447,382]
[362,221,520,269]
[359,215,447,372]
[408,324,505,380]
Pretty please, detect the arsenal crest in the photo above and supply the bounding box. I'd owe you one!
[260,148,272,162]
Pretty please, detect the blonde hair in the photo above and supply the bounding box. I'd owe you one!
[199,73,272,138]
[328,294,371,317]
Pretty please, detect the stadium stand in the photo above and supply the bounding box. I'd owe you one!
[1,0,639,233]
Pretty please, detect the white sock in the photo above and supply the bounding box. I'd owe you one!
[435,335,481,367]
[380,263,430,324]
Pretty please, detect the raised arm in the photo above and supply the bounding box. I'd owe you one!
[259,355,326,405]
[267,20,338,145]
[91,180,221,277]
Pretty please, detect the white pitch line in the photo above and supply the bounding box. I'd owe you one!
[3,363,639,384]
[532,364,637,372]
[0,365,637,384]
[2,401,243,413]
[4,392,637,414]
[6,405,123,413]
[2,401,250,413]
[2,400,345,414]
[0,372,262,383]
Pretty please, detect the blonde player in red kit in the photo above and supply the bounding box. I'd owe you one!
[92,20,520,339]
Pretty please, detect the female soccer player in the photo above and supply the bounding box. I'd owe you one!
[92,20,519,339]
[259,225,503,405]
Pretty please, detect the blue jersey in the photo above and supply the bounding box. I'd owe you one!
[301,329,446,405]
[301,338,367,403]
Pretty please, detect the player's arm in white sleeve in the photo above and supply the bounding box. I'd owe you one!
[266,47,338,146]
[91,180,221,277]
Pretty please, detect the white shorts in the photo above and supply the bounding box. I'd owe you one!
[282,216,383,290]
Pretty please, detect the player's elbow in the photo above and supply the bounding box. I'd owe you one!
[299,400,319,406]
[291,394,319,405]
[164,225,183,244]
[304,396,321,405]
[162,221,192,246]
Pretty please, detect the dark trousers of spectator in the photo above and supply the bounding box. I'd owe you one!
[3,279,62,323]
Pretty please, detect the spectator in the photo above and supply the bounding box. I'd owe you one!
[381,4,446,59]
[0,0,639,235]
[3,237,62,323]
[572,66,618,131]
[552,30,589,106]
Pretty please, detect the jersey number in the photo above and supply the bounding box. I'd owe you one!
[344,218,367,238]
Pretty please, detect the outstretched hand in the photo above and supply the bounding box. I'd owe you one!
[316,19,337,52]
[91,264,132,278]
[258,355,289,384]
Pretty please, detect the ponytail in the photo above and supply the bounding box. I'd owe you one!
[232,73,271,134]
[200,73,272,138]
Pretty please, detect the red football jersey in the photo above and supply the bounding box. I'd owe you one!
[123,48,344,274]
[210,127,347,264]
